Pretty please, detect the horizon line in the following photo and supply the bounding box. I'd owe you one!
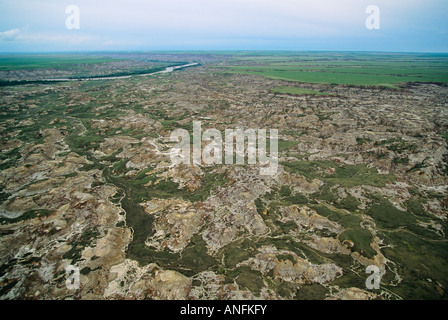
[1,49,448,55]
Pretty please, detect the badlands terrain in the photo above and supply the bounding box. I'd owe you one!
[0,52,447,300]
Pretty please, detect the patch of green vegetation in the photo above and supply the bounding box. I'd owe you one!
[122,167,227,204]
[368,198,413,230]
[0,209,52,224]
[0,191,11,205]
[281,160,335,180]
[324,164,395,188]
[254,197,264,215]
[330,267,367,291]
[62,227,100,264]
[335,194,361,212]
[368,196,440,239]
[277,139,299,152]
[57,151,71,157]
[276,281,299,298]
[113,159,128,174]
[393,157,410,165]
[276,254,295,263]
[177,234,217,273]
[277,222,298,235]
[160,119,178,130]
[79,162,104,172]
[99,149,123,163]
[311,205,340,221]
[375,151,389,160]
[219,241,255,267]
[374,137,401,146]
[426,190,446,200]
[316,112,333,121]
[310,204,375,258]
[339,229,376,259]
[183,170,227,203]
[0,147,21,171]
[284,194,308,205]
[255,185,309,225]
[151,179,181,199]
[0,259,17,278]
[225,265,265,296]
[279,185,291,197]
[407,161,429,173]
[316,184,338,203]
[356,137,372,145]
[439,131,448,144]
[381,230,448,299]
[147,132,158,138]
[0,280,19,296]
[387,142,417,154]
[404,198,429,218]
[282,129,303,137]
[282,161,395,187]
[80,267,92,275]
[130,235,217,277]
[68,131,104,150]
[108,163,228,274]
[295,283,329,300]
[160,113,192,131]
[64,172,78,178]
[294,242,328,265]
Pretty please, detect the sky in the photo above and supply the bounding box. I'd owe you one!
[0,0,447,53]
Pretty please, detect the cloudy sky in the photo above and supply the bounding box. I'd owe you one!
[0,0,447,52]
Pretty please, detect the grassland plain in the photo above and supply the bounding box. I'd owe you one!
[220,51,448,89]
[0,54,121,70]
[0,52,447,300]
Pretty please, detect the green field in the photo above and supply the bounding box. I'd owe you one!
[222,51,448,88]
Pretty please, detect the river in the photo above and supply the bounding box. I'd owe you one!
[41,62,198,82]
